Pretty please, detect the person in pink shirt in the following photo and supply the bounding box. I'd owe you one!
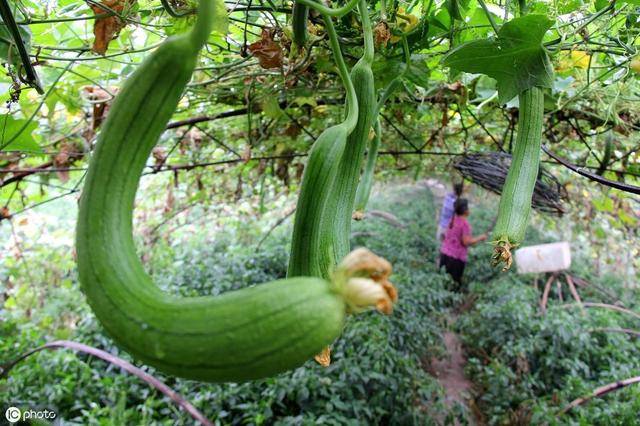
[439,198,487,287]
[436,182,464,242]
[435,182,464,267]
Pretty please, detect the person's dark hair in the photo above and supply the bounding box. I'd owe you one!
[449,198,469,228]
[454,198,469,216]
[453,182,463,197]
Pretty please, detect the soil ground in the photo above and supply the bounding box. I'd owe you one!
[429,317,472,407]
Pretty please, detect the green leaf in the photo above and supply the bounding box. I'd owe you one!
[442,15,554,103]
[593,196,614,212]
[429,8,451,34]
[166,0,227,37]
[293,96,317,107]
[262,96,284,119]
[165,15,194,36]
[593,0,609,10]
[594,226,607,239]
[404,55,431,88]
[446,0,471,21]
[529,1,550,15]
[0,21,31,66]
[462,8,496,41]
[211,0,229,34]
[372,58,405,88]
[406,16,431,49]
[0,115,41,152]
[618,209,637,226]
[314,53,335,74]
[557,0,584,14]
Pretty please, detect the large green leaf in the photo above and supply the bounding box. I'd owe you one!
[442,15,554,103]
[0,115,40,152]
[404,55,431,88]
[0,20,31,66]
[429,7,451,35]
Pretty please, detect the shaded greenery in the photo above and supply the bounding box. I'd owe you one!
[461,265,640,425]
[2,183,639,424]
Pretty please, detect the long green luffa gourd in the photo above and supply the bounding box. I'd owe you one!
[286,0,365,279]
[289,0,375,279]
[292,2,309,46]
[288,13,360,279]
[353,74,405,217]
[353,36,408,218]
[330,0,377,262]
[491,87,544,270]
[76,1,371,383]
[489,3,548,271]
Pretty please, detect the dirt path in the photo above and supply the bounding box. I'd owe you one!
[425,313,476,425]
[418,179,477,423]
[430,327,472,405]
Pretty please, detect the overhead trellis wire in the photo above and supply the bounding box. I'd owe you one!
[453,152,568,216]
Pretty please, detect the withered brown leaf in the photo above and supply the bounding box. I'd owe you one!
[248,29,283,69]
[0,207,11,220]
[374,21,391,48]
[90,0,137,55]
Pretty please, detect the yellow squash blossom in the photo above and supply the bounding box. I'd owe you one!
[556,50,592,72]
[390,8,419,43]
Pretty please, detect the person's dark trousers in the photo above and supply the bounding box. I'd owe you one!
[439,253,466,290]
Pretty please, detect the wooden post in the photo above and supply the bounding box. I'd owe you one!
[564,273,583,310]
[540,274,555,315]
[556,278,564,303]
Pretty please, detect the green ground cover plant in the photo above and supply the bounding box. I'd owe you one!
[2,183,638,424]
[460,240,640,425]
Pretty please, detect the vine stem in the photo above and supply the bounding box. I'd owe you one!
[425,0,434,16]
[558,302,640,321]
[376,78,402,112]
[518,0,527,15]
[358,0,374,64]
[401,36,410,65]
[160,0,194,17]
[18,13,112,25]
[477,0,499,34]
[589,327,640,337]
[558,375,640,415]
[322,15,359,133]
[296,0,359,17]
[519,0,527,16]
[30,42,163,61]
[190,0,216,48]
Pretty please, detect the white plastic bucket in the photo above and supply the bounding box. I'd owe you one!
[514,242,571,274]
